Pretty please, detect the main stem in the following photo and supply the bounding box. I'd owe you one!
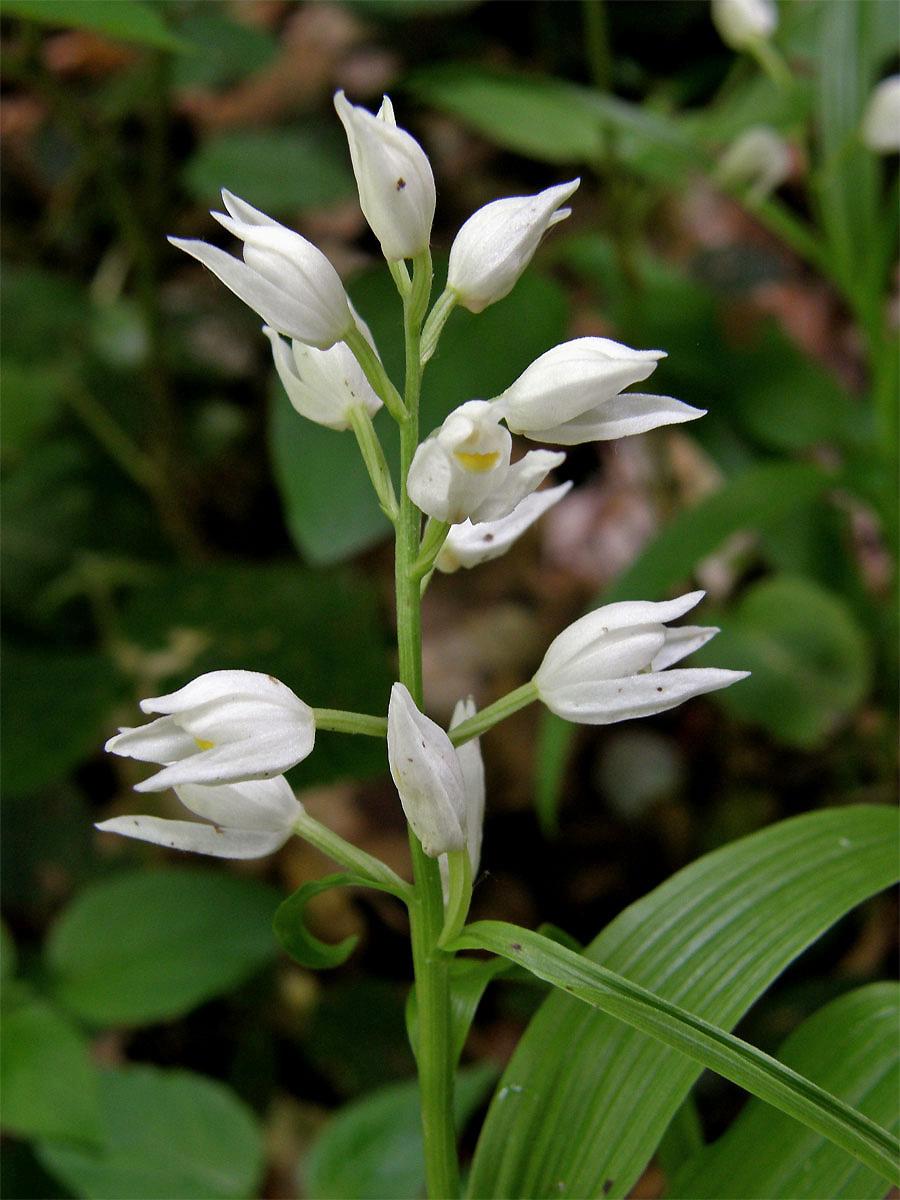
[395,265,460,1199]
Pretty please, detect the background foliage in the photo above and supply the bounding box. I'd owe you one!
[1,1,897,1197]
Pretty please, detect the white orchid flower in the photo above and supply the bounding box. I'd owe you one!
[105,669,315,792]
[407,400,564,524]
[495,337,703,445]
[263,323,382,431]
[716,126,792,202]
[438,698,486,899]
[334,91,436,262]
[95,776,303,860]
[534,591,749,724]
[169,190,353,349]
[447,179,580,313]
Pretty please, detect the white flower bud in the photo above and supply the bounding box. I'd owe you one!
[436,481,572,572]
[170,191,353,349]
[95,776,302,860]
[447,179,580,313]
[711,0,777,50]
[387,684,467,857]
[534,591,749,724]
[105,669,315,792]
[406,400,564,524]
[334,90,436,261]
[496,337,704,445]
[861,75,900,154]
[716,126,792,202]
[264,324,382,431]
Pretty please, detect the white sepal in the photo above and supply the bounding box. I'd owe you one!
[264,325,382,431]
[534,592,748,724]
[169,190,352,349]
[95,775,302,860]
[447,179,580,313]
[334,91,436,261]
[387,684,466,857]
[436,481,572,572]
[105,669,315,791]
[438,697,486,901]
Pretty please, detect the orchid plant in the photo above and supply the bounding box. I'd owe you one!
[96,90,899,1199]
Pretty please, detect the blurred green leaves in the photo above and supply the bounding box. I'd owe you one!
[3,0,190,53]
[694,575,873,747]
[46,868,280,1025]
[37,1065,264,1200]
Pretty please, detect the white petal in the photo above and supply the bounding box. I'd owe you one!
[861,75,900,153]
[174,776,302,832]
[95,815,290,859]
[133,727,314,792]
[470,449,565,522]
[652,625,720,671]
[450,698,485,876]
[105,715,197,764]
[436,482,572,572]
[522,394,705,445]
[537,668,750,724]
[387,684,466,856]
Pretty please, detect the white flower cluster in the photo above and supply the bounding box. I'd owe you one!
[102,91,746,870]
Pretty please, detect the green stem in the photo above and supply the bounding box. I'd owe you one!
[312,709,388,738]
[345,324,407,422]
[395,256,460,1199]
[292,810,413,900]
[412,519,452,581]
[449,680,540,746]
[348,406,399,522]
[420,288,458,366]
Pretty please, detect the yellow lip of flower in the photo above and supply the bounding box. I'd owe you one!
[453,450,500,473]
[194,739,216,751]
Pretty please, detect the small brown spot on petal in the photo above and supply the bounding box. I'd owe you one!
[396,177,406,190]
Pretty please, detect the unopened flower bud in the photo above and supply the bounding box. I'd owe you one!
[264,324,382,431]
[861,75,900,154]
[447,179,580,313]
[711,0,777,50]
[334,91,436,261]
[387,684,466,857]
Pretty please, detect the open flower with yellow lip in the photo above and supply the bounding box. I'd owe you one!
[105,670,315,792]
[95,776,303,860]
[407,399,564,524]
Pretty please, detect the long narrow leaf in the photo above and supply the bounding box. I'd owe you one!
[465,805,899,1198]
[451,921,899,1186]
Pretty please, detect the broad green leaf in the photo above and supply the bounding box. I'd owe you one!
[119,562,394,785]
[454,922,898,1188]
[0,1001,102,1145]
[37,1065,263,1200]
[1,643,123,793]
[693,575,872,748]
[0,361,71,461]
[304,1062,498,1200]
[0,266,87,365]
[466,805,899,1198]
[671,983,900,1199]
[2,0,190,53]
[47,868,280,1025]
[271,265,568,564]
[409,65,604,163]
[274,873,408,970]
[183,127,356,212]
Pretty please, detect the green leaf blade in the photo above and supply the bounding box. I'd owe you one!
[47,868,280,1025]
[466,805,900,1198]
[672,983,900,1199]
